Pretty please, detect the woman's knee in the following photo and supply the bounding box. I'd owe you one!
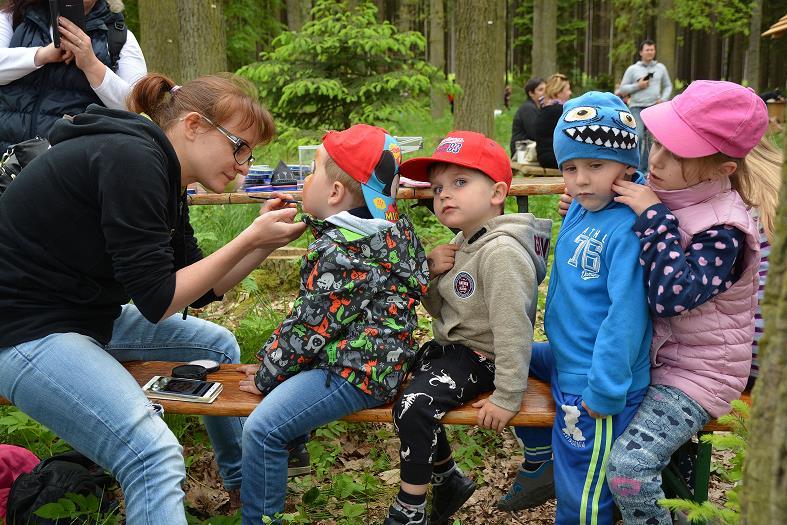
[113,416,186,489]
[198,320,240,363]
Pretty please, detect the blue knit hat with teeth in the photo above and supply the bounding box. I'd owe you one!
[553,91,640,169]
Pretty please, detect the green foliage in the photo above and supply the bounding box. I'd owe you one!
[669,0,756,36]
[610,0,655,77]
[33,492,120,525]
[512,0,587,78]
[0,406,71,459]
[237,0,445,150]
[660,400,750,524]
[224,0,285,71]
[446,427,505,483]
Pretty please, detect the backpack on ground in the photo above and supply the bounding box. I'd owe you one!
[0,137,50,196]
[5,450,116,525]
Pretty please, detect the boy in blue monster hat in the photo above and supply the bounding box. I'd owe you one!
[500,92,652,525]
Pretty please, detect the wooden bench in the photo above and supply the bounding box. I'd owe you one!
[0,360,748,509]
[186,176,566,213]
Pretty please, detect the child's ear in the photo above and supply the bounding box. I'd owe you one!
[623,166,637,181]
[717,161,738,178]
[491,181,508,207]
[327,180,345,205]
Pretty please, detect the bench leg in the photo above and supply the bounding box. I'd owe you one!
[693,432,712,504]
[516,195,529,213]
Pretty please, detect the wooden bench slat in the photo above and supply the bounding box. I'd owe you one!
[187,178,566,206]
[1,361,744,432]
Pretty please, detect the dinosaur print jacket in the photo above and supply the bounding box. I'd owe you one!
[255,214,429,402]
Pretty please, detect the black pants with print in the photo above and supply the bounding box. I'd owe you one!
[393,341,495,484]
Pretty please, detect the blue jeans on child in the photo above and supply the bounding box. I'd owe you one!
[241,368,382,525]
[515,342,647,525]
[607,385,710,525]
[0,304,244,525]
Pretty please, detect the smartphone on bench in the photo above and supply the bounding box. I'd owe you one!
[49,0,86,48]
[142,376,223,404]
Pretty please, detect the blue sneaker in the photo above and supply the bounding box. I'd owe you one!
[497,460,555,511]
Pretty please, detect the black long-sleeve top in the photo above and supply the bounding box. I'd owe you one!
[0,105,219,347]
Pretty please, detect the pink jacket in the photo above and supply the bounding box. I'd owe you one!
[650,178,760,418]
[0,445,39,520]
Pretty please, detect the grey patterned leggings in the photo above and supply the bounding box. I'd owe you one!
[606,385,710,525]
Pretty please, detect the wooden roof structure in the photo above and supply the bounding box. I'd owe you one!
[762,14,787,38]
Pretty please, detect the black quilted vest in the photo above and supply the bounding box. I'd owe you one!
[0,0,122,152]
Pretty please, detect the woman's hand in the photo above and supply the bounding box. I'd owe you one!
[612,179,661,216]
[33,42,72,67]
[472,398,518,433]
[237,364,262,395]
[427,243,460,279]
[57,17,107,86]
[247,206,307,251]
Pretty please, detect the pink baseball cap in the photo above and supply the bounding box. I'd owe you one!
[641,80,768,159]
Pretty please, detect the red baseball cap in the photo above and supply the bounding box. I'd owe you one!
[398,131,512,191]
[322,124,403,222]
[641,80,768,159]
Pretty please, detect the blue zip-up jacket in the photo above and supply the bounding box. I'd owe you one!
[544,198,651,415]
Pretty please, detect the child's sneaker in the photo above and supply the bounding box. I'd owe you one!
[287,442,310,477]
[429,466,475,525]
[497,459,555,511]
[383,503,429,525]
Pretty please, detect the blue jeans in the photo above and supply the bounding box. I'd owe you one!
[607,385,710,525]
[0,305,244,525]
[630,106,651,173]
[241,369,382,524]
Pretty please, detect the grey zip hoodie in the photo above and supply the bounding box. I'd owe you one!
[423,213,552,413]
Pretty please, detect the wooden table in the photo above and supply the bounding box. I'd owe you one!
[187,176,566,213]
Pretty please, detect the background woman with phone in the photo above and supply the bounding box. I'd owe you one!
[0,0,147,152]
[0,73,307,525]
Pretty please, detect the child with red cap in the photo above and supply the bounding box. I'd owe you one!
[383,131,552,525]
[236,124,429,525]
[606,81,774,524]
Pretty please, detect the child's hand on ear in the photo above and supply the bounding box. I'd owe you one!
[557,192,573,217]
[472,398,518,433]
[612,180,661,216]
[427,243,460,279]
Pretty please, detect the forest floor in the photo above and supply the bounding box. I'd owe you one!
[175,289,736,525]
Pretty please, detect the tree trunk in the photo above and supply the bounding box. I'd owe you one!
[139,0,226,82]
[397,0,413,32]
[492,0,506,109]
[531,0,556,78]
[741,132,787,524]
[744,0,762,91]
[454,0,502,136]
[429,0,446,119]
[286,0,311,31]
[656,0,676,80]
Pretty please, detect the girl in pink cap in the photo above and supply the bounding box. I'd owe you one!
[602,80,780,524]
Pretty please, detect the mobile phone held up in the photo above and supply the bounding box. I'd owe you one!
[49,0,87,48]
[142,376,223,404]
[641,72,653,81]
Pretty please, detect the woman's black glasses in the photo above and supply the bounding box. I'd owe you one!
[200,115,255,165]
